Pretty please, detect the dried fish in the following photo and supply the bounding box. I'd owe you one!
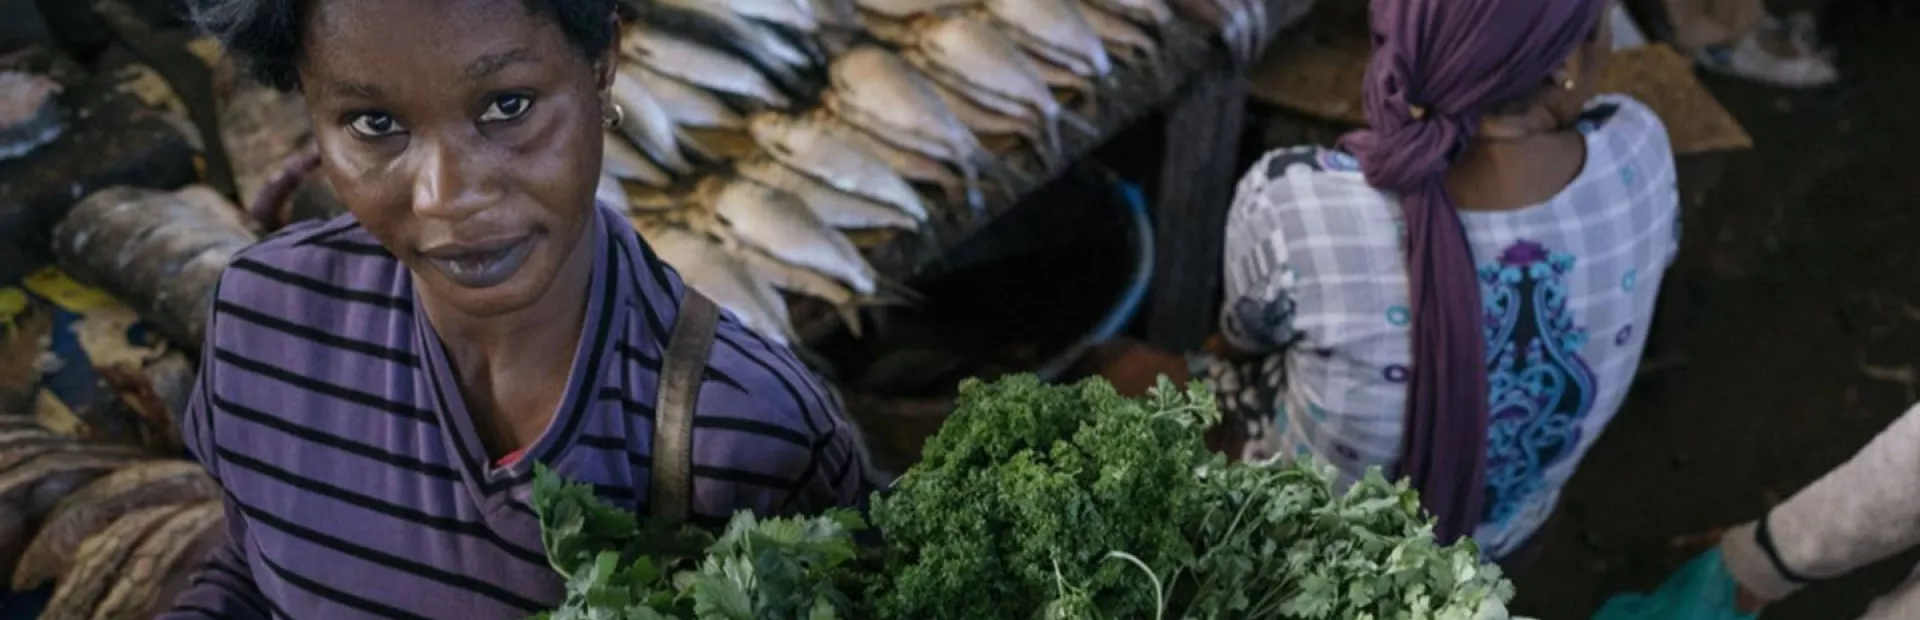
[1,449,146,582]
[1034,60,1099,108]
[649,0,817,79]
[13,460,218,591]
[1,450,150,517]
[853,0,975,20]
[1079,1,1163,66]
[611,69,695,175]
[928,81,1045,149]
[54,187,257,350]
[735,157,922,232]
[38,504,187,620]
[745,112,932,221]
[603,133,673,187]
[736,245,866,336]
[728,0,821,32]
[982,0,1112,79]
[1083,0,1173,30]
[623,63,744,130]
[640,224,798,345]
[904,17,1095,158]
[702,177,879,295]
[825,47,1009,208]
[622,24,793,110]
[89,501,224,620]
[821,115,974,208]
[813,0,861,28]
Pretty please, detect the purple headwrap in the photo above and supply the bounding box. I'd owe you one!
[1337,0,1607,543]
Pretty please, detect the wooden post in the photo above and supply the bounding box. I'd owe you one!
[1141,68,1250,350]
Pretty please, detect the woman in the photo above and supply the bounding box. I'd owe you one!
[1087,0,1679,563]
[1599,401,1920,619]
[160,1,875,618]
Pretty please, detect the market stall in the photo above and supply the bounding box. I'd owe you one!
[1,0,1321,616]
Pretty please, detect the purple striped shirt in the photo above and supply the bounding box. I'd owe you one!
[159,204,874,619]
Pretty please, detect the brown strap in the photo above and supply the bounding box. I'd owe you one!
[650,291,719,524]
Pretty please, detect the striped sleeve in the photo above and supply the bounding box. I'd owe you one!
[160,285,275,620]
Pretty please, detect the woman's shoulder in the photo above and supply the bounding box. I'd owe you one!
[216,216,404,299]
[207,215,410,345]
[1576,94,1673,156]
[1227,145,1397,240]
[1248,146,1371,182]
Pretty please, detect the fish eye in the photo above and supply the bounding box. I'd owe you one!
[347,112,404,138]
[480,94,534,122]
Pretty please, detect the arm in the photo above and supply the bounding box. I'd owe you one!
[779,375,880,516]
[159,294,273,620]
[1720,401,1920,602]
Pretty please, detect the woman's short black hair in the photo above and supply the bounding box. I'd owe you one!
[188,0,618,91]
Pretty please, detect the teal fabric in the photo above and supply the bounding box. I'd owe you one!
[1595,549,1760,620]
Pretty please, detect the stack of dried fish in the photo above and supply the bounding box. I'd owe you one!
[599,0,1189,344]
[2,417,224,620]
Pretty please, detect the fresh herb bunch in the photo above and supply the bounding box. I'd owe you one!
[528,464,869,620]
[1148,460,1513,619]
[871,376,1513,620]
[869,375,1221,619]
[528,376,1517,620]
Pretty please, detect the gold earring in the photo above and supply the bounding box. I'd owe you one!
[603,103,624,129]
[1563,79,1576,91]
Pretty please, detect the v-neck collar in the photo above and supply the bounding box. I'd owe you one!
[413,206,630,515]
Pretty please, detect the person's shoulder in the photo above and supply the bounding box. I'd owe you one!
[1249,145,1369,182]
[218,215,403,298]
[1230,145,1392,228]
[209,215,410,340]
[1578,94,1673,154]
[700,315,838,437]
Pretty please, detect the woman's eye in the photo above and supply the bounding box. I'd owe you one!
[347,113,403,137]
[480,94,533,122]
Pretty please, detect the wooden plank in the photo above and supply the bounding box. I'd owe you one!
[1248,34,1752,156]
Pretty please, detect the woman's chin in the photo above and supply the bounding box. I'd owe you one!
[412,256,557,320]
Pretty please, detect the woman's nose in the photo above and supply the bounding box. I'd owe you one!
[410,136,498,220]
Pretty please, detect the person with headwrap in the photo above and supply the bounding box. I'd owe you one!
[1079,0,1679,567]
[1596,400,1920,619]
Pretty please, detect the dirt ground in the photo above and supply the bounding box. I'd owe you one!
[1507,0,1920,618]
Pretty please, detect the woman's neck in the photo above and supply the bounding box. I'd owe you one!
[1443,129,1588,213]
[418,219,598,454]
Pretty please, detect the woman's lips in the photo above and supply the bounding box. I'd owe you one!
[418,234,537,289]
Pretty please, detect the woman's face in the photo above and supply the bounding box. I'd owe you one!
[299,0,612,318]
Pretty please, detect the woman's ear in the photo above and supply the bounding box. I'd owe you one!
[596,11,622,93]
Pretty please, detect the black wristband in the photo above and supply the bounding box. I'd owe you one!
[1755,513,1816,585]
